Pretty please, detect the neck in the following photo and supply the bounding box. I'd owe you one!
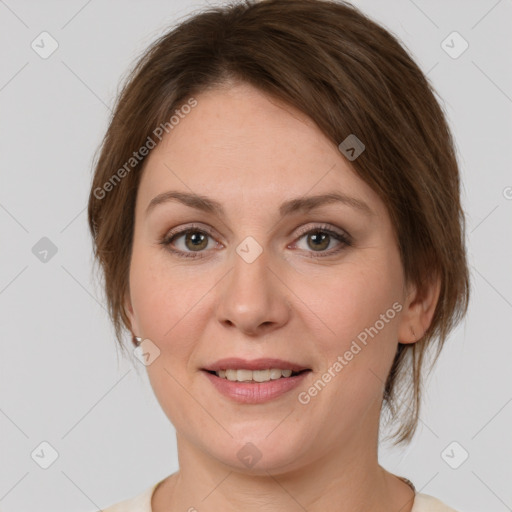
[153,412,415,512]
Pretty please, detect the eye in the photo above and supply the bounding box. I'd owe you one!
[159,223,351,259]
[159,224,219,259]
[291,224,352,257]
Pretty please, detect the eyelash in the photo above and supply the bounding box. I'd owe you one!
[158,223,352,260]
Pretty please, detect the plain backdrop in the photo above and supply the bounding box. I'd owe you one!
[0,1,511,511]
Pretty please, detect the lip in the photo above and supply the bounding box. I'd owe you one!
[202,357,310,372]
[202,370,311,404]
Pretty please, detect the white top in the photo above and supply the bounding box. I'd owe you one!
[99,479,460,511]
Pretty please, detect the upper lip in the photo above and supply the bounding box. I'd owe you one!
[202,358,310,372]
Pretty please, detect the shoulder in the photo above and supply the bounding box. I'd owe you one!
[95,481,160,512]
[412,493,460,512]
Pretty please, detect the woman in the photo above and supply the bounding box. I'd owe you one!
[87,0,470,510]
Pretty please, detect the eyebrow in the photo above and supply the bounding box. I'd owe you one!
[146,191,374,218]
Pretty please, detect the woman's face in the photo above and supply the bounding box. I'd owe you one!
[126,82,416,473]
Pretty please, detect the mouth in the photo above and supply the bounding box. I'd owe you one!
[201,358,312,403]
[203,368,310,383]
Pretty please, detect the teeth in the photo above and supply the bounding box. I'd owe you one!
[237,369,253,381]
[215,368,297,382]
[252,369,269,382]
[225,369,237,381]
[269,369,283,379]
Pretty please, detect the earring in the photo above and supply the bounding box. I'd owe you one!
[134,336,142,345]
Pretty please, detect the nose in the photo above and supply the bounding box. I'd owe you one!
[215,246,292,337]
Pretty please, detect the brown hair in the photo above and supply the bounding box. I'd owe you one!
[87,0,470,444]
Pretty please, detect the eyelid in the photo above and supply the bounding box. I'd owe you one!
[162,222,350,244]
[160,221,352,258]
[291,222,351,242]
[162,222,221,242]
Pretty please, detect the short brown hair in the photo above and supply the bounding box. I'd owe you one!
[87,0,470,444]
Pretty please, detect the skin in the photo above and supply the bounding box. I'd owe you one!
[125,81,440,512]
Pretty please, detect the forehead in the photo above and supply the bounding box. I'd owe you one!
[137,83,385,219]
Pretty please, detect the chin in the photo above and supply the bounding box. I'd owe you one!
[204,427,314,475]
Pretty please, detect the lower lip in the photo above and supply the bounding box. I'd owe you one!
[202,370,311,404]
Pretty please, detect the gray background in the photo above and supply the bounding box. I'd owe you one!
[0,0,511,511]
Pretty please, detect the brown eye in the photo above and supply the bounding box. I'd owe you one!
[293,224,352,258]
[182,231,209,251]
[160,226,217,259]
[306,231,331,251]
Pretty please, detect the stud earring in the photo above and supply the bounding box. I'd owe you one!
[134,336,142,345]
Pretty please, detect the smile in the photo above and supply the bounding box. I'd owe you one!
[202,368,311,404]
[212,368,306,382]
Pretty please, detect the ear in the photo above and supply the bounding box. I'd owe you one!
[397,273,441,344]
[124,287,139,337]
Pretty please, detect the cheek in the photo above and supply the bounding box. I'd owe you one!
[129,246,203,340]
[129,245,219,399]
[294,257,403,428]
[129,250,208,426]
[307,259,401,341]
[295,247,404,389]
